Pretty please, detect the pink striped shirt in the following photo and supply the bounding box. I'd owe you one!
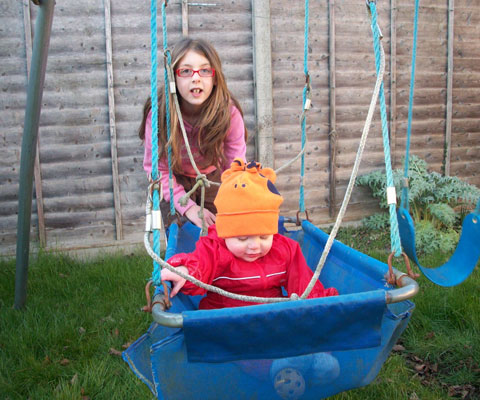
[143,105,246,215]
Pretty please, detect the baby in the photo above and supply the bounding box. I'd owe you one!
[161,158,338,309]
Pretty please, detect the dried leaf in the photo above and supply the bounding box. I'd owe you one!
[122,342,132,349]
[393,344,406,352]
[425,331,435,340]
[109,347,122,357]
[78,327,86,334]
[70,373,78,385]
[60,358,70,366]
[414,364,426,373]
[113,328,119,337]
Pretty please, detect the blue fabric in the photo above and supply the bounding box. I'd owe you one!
[183,290,386,362]
[397,207,480,287]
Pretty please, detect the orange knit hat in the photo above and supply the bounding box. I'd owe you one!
[214,158,284,238]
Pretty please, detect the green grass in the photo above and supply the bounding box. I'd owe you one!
[0,251,153,400]
[1,228,479,399]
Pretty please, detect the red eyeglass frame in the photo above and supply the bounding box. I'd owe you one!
[175,68,216,78]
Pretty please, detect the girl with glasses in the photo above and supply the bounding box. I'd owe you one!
[139,38,247,228]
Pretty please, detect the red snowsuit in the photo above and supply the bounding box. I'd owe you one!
[167,225,338,309]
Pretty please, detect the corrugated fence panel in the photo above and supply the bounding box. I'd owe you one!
[271,0,391,224]
[31,1,117,250]
[271,1,332,224]
[394,0,448,175]
[1,0,479,256]
[0,1,29,252]
[110,0,255,247]
[450,0,480,187]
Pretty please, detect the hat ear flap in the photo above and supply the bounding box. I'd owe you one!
[259,167,276,184]
[221,158,245,182]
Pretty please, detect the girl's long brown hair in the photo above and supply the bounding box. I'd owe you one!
[138,38,247,175]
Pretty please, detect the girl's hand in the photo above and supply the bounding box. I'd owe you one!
[184,205,216,228]
[160,266,188,297]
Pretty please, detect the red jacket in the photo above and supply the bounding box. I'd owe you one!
[167,226,338,309]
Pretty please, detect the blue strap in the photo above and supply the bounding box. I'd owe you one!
[401,0,420,210]
[369,2,402,257]
[397,205,480,287]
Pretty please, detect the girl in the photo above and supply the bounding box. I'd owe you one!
[139,38,247,228]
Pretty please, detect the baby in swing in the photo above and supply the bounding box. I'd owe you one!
[161,158,338,309]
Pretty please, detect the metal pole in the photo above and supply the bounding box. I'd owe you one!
[14,0,55,309]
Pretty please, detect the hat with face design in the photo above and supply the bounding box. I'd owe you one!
[214,158,284,238]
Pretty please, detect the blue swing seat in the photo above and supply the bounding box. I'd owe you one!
[397,206,480,287]
[123,219,415,399]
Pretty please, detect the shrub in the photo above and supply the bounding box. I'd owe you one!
[356,155,480,255]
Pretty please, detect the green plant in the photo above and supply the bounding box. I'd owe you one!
[356,155,480,255]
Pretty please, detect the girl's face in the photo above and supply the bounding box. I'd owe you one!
[224,235,274,262]
[175,50,215,114]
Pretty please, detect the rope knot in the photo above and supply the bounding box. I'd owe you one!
[196,174,209,188]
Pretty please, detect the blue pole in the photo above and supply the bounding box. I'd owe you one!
[14,0,55,309]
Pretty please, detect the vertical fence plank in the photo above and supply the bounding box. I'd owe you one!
[390,0,397,166]
[444,0,454,176]
[252,0,274,167]
[182,0,189,36]
[328,0,336,217]
[104,0,123,240]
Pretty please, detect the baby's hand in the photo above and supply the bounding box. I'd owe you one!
[161,266,188,297]
[185,205,216,228]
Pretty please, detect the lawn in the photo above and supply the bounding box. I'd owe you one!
[0,227,478,399]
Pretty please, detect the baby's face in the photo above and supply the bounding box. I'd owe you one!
[224,235,274,262]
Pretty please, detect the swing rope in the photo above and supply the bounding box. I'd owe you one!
[298,0,310,213]
[370,2,402,258]
[274,0,311,214]
[301,1,389,298]
[149,0,162,285]
[401,0,420,210]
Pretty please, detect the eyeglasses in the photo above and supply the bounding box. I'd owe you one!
[175,68,215,78]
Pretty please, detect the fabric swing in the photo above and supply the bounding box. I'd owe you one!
[396,0,480,287]
[124,218,415,399]
[123,1,419,399]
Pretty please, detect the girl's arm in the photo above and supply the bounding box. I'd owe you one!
[143,111,197,215]
[222,106,247,169]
